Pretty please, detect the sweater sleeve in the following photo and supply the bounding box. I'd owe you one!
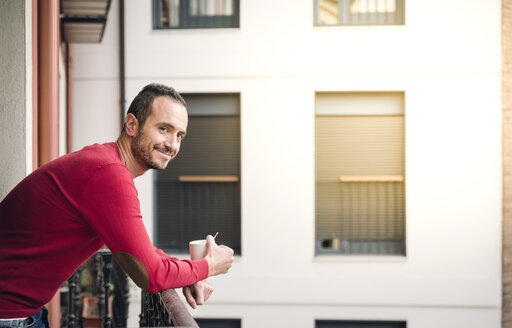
[81,164,208,293]
[153,245,177,259]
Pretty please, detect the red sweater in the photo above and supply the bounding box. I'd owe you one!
[0,143,208,318]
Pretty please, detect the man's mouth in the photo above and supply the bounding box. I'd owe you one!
[154,146,173,159]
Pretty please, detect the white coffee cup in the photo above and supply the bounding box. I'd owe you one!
[189,239,207,260]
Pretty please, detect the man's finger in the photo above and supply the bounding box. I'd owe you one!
[205,286,213,301]
[195,284,205,305]
[206,235,217,246]
[183,286,197,309]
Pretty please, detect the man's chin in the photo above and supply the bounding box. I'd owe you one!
[151,160,171,170]
[154,164,168,170]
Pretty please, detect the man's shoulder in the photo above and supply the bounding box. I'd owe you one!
[49,142,124,175]
[72,142,120,164]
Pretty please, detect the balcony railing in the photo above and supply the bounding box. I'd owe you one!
[140,289,199,328]
[61,249,114,328]
[60,249,198,327]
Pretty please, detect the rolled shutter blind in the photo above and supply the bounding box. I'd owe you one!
[316,115,404,179]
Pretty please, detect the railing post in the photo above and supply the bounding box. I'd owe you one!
[93,252,101,297]
[66,274,75,328]
[98,249,113,328]
[138,291,147,327]
[65,267,81,328]
[112,258,130,328]
[61,249,128,328]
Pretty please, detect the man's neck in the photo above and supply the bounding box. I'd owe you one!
[115,134,147,178]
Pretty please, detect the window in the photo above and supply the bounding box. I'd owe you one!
[155,94,241,254]
[316,320,406,328]
[314,0,405,26]
[195,318,241,328]
[315,92,405,255]
[153,0,240,29]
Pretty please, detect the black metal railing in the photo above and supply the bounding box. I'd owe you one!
[111,259,129,327]
[61,249,197,328]
[61,249,128,328]
[63,265,82,328]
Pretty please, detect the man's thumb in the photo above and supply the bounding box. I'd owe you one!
[206,235,217,247]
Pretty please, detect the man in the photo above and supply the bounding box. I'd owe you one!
[0,83,234,327]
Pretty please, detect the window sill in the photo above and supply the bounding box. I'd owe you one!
[313,254,407,263]
[165,252,243,262]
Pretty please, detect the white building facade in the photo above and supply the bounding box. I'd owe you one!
[72,1,502,327]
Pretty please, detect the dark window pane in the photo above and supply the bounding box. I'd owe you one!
[154,0,239,29]
[316,320,406,328]
[195,318,241,328]
[155,94,241,255]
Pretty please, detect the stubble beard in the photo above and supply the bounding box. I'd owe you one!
[132,130,174,170]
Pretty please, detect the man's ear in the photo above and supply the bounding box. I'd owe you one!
[124,113,139,137]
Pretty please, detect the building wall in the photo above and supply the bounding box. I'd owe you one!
[0,0,32,199]
[502,0,512,326]
[73,0,503,327]
[71,0,121,152]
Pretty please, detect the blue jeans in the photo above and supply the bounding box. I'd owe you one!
[0,308,49,328]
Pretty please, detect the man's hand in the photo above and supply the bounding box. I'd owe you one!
[183,280,214,309]
[204,235,234,277]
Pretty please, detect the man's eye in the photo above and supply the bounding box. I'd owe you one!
[160,127,168,132]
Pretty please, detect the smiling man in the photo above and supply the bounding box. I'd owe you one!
[0,84,234,327]
[122,92,188,172]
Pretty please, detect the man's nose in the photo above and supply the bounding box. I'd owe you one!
[164,134,179,151]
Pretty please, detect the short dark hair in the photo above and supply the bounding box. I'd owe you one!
[124,83,187,130]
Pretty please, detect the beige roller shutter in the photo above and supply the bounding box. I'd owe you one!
[316,115,404,180]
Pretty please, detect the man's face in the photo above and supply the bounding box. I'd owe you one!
[131,96,188,170]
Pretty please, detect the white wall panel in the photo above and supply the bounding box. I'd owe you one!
[74,0,502,326]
